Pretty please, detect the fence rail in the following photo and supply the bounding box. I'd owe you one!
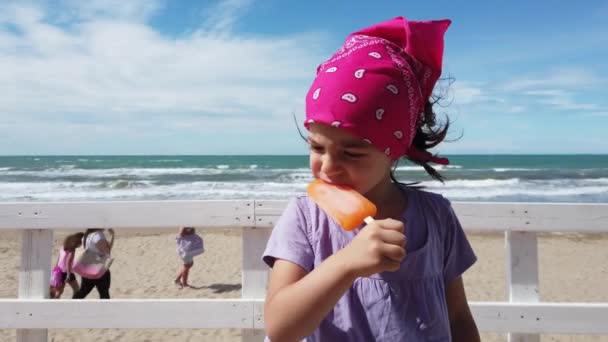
[1,200,607,342]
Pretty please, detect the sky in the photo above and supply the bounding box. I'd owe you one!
[1,0,607,155]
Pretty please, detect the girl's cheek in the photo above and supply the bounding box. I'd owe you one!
[310,164,321,178]
[309,155,321,176]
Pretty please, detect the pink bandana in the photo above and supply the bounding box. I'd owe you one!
[305,16,451,165]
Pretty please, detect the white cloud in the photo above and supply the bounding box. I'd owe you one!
[62,0,164,22]
[498,69,608,114]
[540,97,600,111]
[524,89,569,97]
[0,0,325,141]
[505,105,526,113]
[450,82,484,105]
[523,88,603,112]
[197,0,254,34]
[500,68,604,91]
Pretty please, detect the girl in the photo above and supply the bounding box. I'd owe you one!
[50,232,84,299]
[262,16,480,341]
[72,228,114,299]
[175,227,204,288]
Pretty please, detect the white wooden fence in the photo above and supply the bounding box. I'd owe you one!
[1,200,607,342]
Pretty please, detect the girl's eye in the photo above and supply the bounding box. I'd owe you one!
[310,145,324,153]
[344,151,364,158]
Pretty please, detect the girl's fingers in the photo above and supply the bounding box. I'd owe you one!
[378,229,406,246]
[376,218,405,232]
[379,243,406,262]
[382,258,402,272]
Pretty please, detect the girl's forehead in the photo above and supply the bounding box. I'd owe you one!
[308,124,369,148]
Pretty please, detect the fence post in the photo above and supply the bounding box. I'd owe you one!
[241,225,269,342]
[506,231,540,342]
[17,229,53,342]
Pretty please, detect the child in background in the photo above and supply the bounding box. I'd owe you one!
[72,228,115,299]
[262,16,480,341]
[175,227,204,288]
[50,232,84,299]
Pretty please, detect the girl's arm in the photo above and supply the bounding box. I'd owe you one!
[66,252,75,275]
[264,253,357,342]
[95,236,112,256]
[107,229,115,250]
[446,276,480,341]
[264,218,405,341]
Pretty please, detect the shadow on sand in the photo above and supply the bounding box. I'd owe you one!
[188,283,242,293]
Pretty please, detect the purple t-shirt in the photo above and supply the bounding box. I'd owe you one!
[262,187,477,341]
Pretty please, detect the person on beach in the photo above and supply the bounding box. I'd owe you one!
[50,232,84,299]
[72,228,114,299]
[262,16,480,341]
[175,227,204,288]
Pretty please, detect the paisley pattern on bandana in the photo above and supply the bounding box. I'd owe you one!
[305,16,450,165]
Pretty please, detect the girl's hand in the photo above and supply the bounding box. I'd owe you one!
[336,218,406,278]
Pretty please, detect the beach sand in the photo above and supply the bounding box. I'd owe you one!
[1,230,607,342]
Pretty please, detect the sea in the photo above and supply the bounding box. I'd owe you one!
[0,155,607,203]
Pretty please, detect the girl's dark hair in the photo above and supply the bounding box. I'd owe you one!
[392,79,456,184]
[64,232,85,251]
[82,228,103,249]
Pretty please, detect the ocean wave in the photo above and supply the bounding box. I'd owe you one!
[150,159,183,163]
[277,172,314,182]
[0,181,307,201]
[1,177,607,203]
[0,167,254,178]
[430,185,608,200]
[439,178,521,187]
[494,168,542,172]
[103,180,155,189]
[395,165,451,171]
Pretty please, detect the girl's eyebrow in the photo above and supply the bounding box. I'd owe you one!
[342,140,369,148]
[307,137,368,148]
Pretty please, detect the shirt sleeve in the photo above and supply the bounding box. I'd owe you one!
[90,231,103,246]
[262,197,315,272]
[87,231,108,255]
[441,199,477,284]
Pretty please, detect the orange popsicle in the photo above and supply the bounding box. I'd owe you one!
[307,179,377,230]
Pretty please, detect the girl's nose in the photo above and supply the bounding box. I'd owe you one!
[320,154,342,179]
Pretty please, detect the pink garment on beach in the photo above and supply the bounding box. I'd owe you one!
[56,248,72,273]
[305,16,451,165]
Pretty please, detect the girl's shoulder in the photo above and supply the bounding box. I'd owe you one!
[177,232,203,242]
[290,194,327,223]
[87,231,106,244]
[404,186,452,212]
[293,194,316,209]
[274,195,327,234]
[90,230,105,237]
[406,187,464,241]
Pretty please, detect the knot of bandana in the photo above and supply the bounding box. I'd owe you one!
[304,16,451,165]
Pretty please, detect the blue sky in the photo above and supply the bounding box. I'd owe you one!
[1,0,607,155]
